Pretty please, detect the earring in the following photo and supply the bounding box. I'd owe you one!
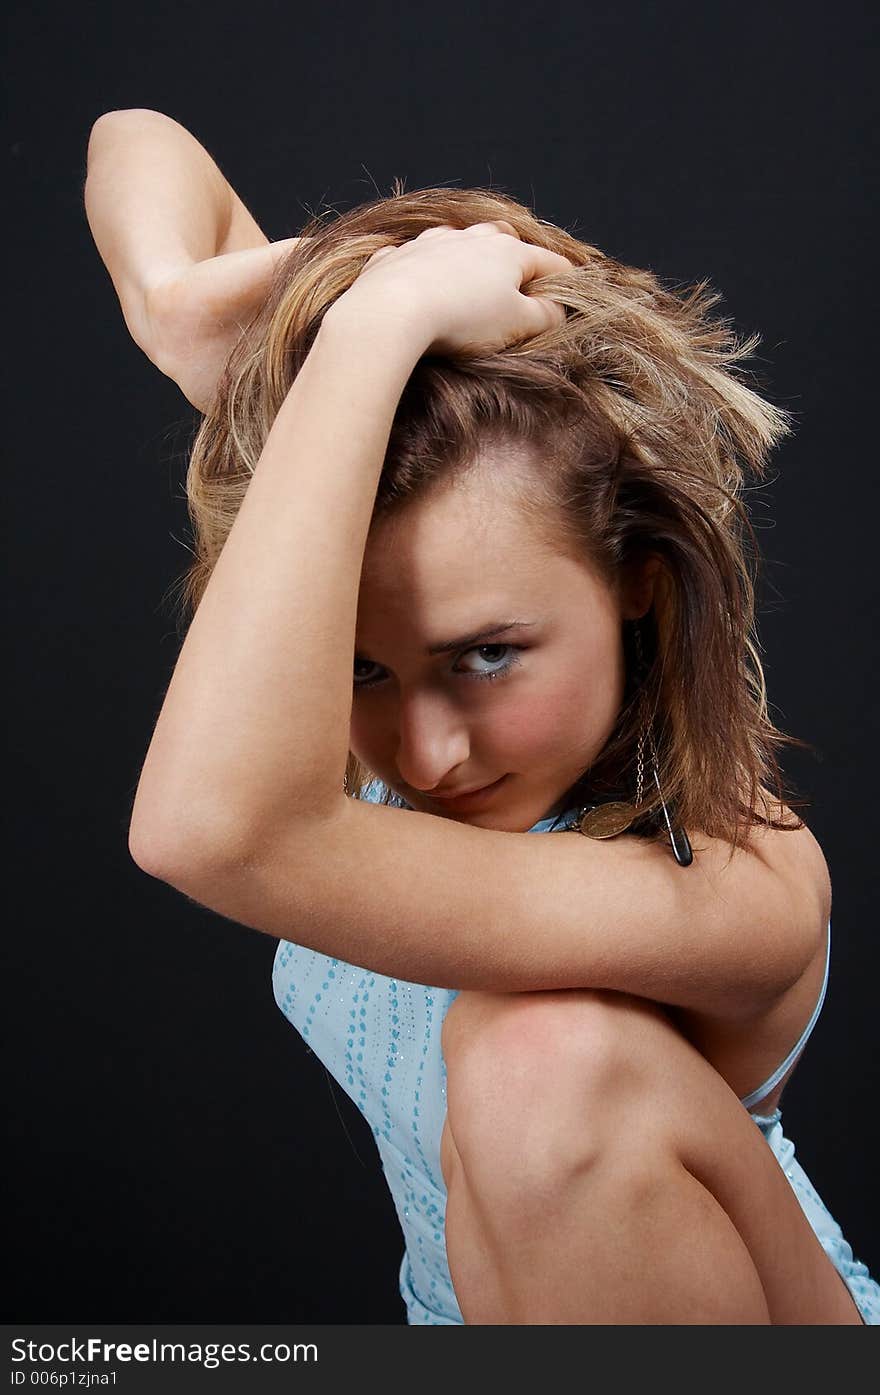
[640,700,693,868]
[572,619,693,866]
[571,697,646,840]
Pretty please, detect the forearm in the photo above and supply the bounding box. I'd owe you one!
[129,308,428,865]
[84,108,237,348]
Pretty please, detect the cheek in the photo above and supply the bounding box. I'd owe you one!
[490,654,623,756]
[488,683,585,757]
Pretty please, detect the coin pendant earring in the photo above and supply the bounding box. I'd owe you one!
[572,692,646,839]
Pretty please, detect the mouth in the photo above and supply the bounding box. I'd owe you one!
[426,774,510,810]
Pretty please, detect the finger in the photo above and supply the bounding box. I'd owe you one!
[270,237,305,253]
[517,242,574,285]
[516,293,568,339]
[216,237,300,270]
[463,220,519,237]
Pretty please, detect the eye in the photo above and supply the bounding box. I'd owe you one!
[457,644,521,682]
[353,657,385,687]
[353,644,523,690]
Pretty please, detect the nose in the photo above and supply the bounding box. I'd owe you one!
[395,688,471,793]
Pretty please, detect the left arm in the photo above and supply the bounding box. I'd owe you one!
[129,237,821,1017]
[84,108,303,410]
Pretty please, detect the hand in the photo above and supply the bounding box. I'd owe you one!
[329,221,574,358]
[143,238,303,412]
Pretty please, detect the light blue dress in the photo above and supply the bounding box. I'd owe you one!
[271,780,880,1324]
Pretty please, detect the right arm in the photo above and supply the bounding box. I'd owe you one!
[84,108,301,410]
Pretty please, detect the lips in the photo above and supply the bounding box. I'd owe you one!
[427,774,509,807]
[432,782,494,799]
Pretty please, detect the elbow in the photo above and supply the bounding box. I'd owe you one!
[128,820,180,882]
[89,108,139,153]
[128,821,243,904]
[127,815,204,885]
[129,777,180,879]
[87,109,176,165]
[127,768,286,887]
[128,805,243,886]
[90,107,170,132]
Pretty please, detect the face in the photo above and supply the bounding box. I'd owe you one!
[350,447,657,832]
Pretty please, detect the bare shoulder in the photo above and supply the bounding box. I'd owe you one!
[741,791,832,937]
[665,801,833,1102]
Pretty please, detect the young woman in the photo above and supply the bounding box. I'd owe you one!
[86,108,879,1325]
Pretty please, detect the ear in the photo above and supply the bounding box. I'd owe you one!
[620,555,663,620]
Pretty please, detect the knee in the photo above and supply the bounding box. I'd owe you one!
[442,986,666,1099]
[441,988,671,1195]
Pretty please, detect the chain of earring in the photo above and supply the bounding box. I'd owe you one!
[633,619,650,813]
[635,712,645,810]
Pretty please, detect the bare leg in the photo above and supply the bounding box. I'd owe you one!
[440,989,863,1325]
[442,1121,769,1322]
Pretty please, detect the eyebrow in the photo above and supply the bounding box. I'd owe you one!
[424,619,538,657]
[355,620,538,662]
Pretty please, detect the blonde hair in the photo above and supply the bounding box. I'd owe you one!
[172,183,811,850]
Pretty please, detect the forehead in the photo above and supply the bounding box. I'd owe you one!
[361,457,554,602]
[357,448,607,633]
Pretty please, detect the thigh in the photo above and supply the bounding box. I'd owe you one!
[441,987,863,1325]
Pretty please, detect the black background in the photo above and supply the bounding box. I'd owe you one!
[7,0,878,1322]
